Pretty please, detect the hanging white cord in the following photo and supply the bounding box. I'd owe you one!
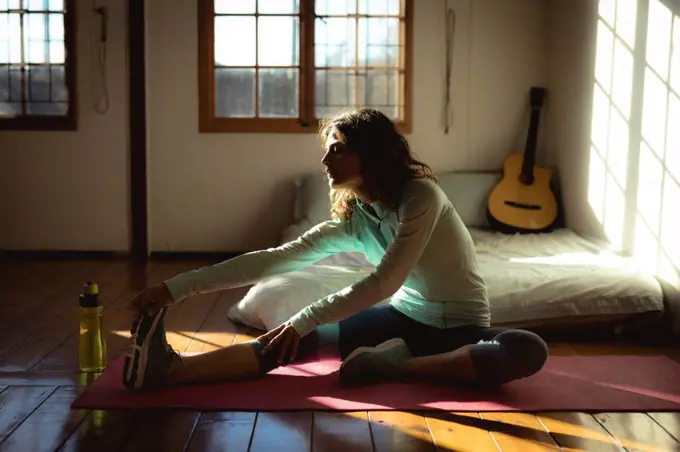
[444,3,456,134]
[90,0,109,114]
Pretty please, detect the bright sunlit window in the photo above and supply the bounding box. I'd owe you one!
[590,0,680,285]
[198,0,413,133]
[0,0,75,130]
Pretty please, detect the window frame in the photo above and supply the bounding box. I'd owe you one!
[0,0,78,131]
[197,0,413,134]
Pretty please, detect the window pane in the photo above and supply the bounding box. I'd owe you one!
[642,67,668,158]
[26,13,45,40]
[646,0,672,80]
[8,65,20,100]
[315,18,355,67]
[607,107,629,188]
[28,65,48,100]
[660,174,680,269]
[27,40,46,63]
[8,0,19,9]
[0,14,9,64]
[259,68,298,117]
[27,0,48,10]
[612,38,633,118]
[666,93,680,182]
[0,65,6,101]
[358,0,401,16]
[215,16,255,66]
[588,146,606,223]
[604,172,625,250]
[595,20,614,92]
[316,69,355,118]
[615,0,636,49]
[598,0,615,28]
[215,68,255,117]
[215,0,255,14]
[49,0,63,12]
[51,64,65,101]
[357,70,398,118]
[49,40,63,63]
[671,15,680,93]
[636,141,663,234]
[633,214,659,273]
[26,101,65,114]
[258,0,299,14]
[8,13,21,63]
[658,251,679,287]
[358,18,399,66]
[315,0,356,16]
[49,13,63,40]
[258,17,299,66]
[591,83,610,157]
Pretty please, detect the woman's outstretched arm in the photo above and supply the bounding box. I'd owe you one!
[163,219,362,302]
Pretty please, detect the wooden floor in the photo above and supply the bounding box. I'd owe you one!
[0,259,679,452]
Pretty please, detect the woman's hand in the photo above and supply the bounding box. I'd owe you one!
[257,322,302,365]
[128,283,175,316]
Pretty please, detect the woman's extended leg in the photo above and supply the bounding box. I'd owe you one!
[122,304,407,391]
[122,307,341,391]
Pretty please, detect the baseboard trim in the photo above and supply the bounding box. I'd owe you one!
[149,251,245,261]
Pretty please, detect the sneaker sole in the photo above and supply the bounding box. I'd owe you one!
[123,308,167,390]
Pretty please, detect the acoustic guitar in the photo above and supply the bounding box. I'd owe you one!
[487,87,558,233]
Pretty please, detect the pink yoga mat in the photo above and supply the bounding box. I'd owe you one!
[71,353,680,412]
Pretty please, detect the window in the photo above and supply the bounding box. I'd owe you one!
[633,0,680,284]
[589,0,680,286]
[198,0,413,133]
[0,0,76,130]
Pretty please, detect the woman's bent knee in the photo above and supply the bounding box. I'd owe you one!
[496,329,548,379]
[470,329,548,385]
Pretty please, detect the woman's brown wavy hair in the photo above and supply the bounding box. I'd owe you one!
[318,108,438,222]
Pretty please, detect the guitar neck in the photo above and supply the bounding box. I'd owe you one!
[520,107,541,182]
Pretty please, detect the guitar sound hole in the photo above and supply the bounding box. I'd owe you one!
[504,201,541,210]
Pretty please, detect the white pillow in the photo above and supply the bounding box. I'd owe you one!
[227,265,385,331]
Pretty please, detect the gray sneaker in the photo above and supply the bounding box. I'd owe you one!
[339,338,413,386]
[123,307,180,391]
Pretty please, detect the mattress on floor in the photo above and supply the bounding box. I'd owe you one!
[468,228,665,326]
[278,223,666,327]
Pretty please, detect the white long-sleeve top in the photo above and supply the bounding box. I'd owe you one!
[163,178,490,337]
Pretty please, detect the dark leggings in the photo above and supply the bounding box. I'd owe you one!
[253,305,549,385]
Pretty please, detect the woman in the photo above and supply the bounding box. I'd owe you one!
[124,108,548,391]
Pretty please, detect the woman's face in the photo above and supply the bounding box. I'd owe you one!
[321,127,364,190]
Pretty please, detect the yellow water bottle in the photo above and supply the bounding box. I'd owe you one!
[79,281,107,372]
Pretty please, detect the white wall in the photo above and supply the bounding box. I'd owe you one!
[0,0,551,253]
[146,0,550,252]
[0,0,130,251]
[544,0,604,240]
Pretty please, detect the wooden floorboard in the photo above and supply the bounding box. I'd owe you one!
[0,259,678,452]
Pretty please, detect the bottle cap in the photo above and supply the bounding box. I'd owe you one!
[83,281,99,295]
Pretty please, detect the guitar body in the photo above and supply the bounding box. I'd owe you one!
[488,153,557,231]
[487,86,559,233]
